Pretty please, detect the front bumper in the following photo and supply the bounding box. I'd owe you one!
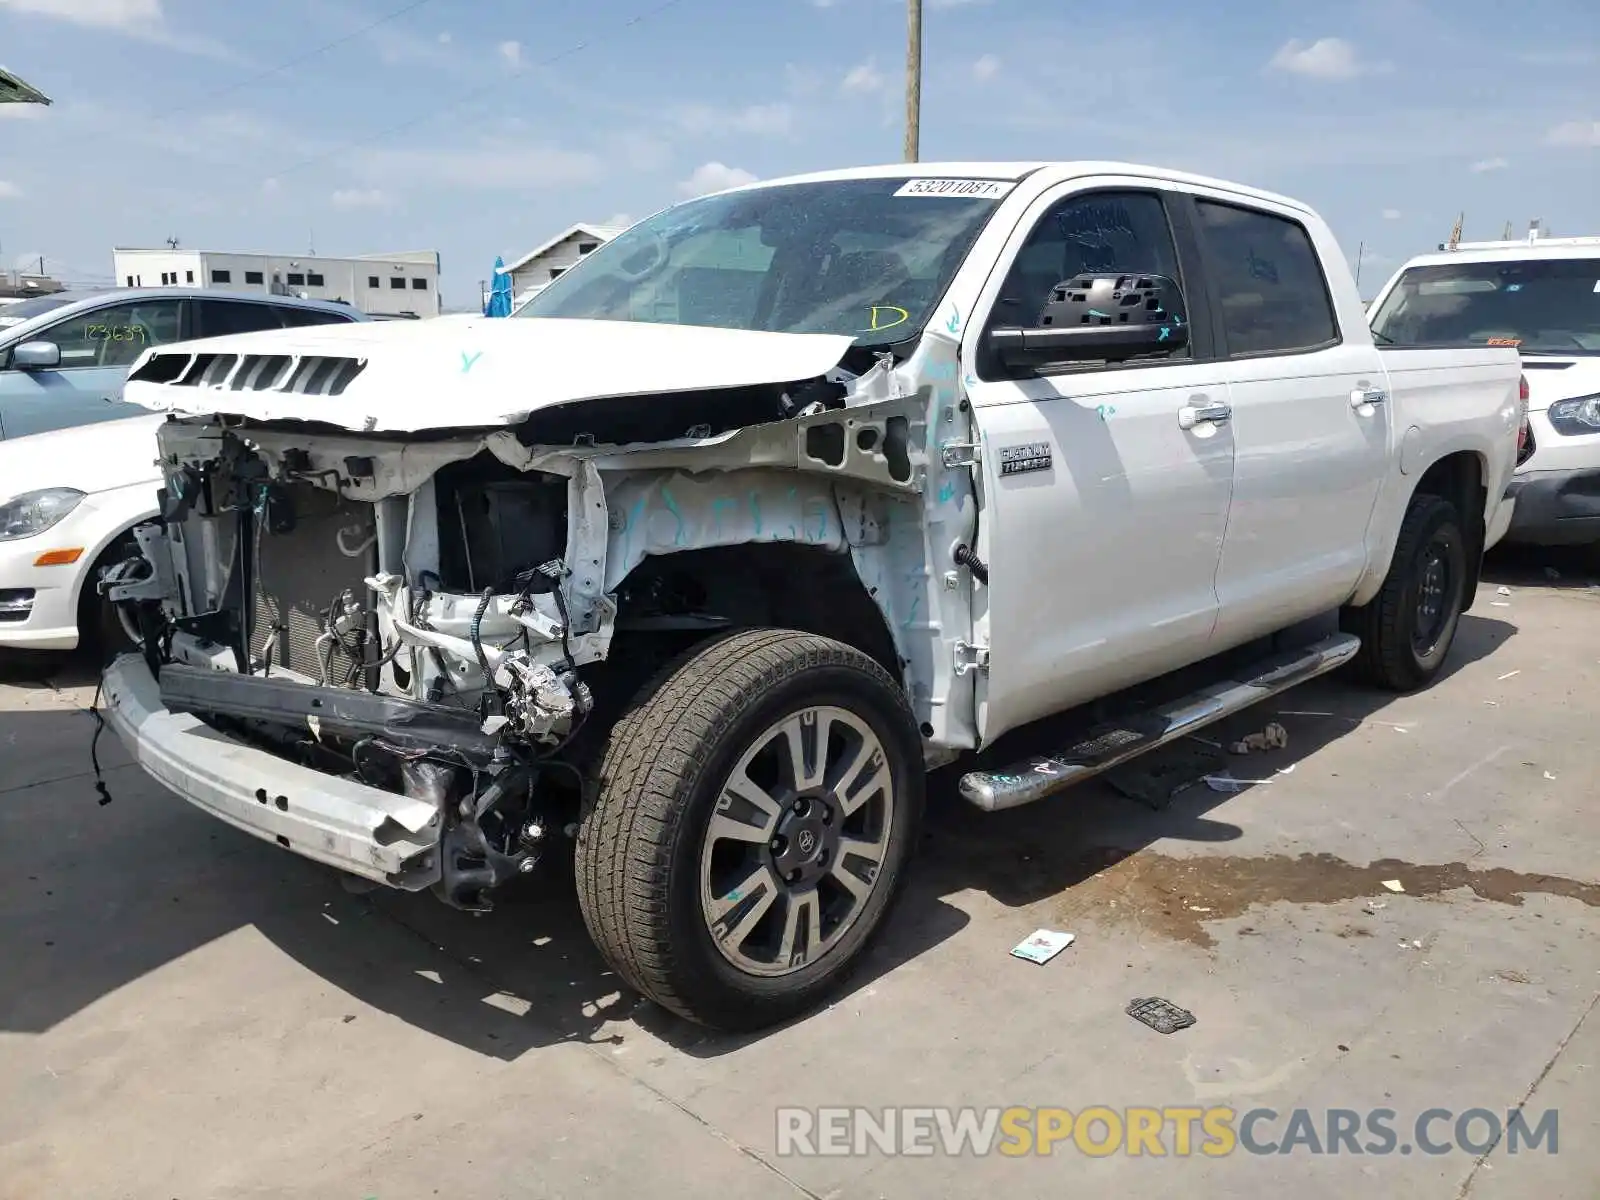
[1501,468,1600,546]
[101,653,444,887]
[0,537,83,650]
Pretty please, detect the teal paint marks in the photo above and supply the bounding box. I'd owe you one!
[748,491,763,537]
[1096,404,1117,420]
[660,484,686,546]
[710,496,738,541]
[938,479,956,505]
[460,351,483,373]
[902,594,921,630]
[944,305,962,336]
[618,494,647,567]
[804,496,829,541]
[786,486,799,539]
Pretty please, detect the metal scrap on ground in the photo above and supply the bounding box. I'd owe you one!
[1127,997,1197,1034]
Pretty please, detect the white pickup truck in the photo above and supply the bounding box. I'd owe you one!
[98,162,1523,1031]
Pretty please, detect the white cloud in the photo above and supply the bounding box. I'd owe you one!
[1470,156,1509,172]
[498,39,523,68]
[1546,119,1600,147]
[0,181,20,199]
[1268,37,1373,80]
[972,53,1001,82]
[842,58,885,94]
[679,161,758,197]
[0,0,231,56]
[1382,208,1401,220]
[602,212,635,229]
[437,31,451,43]
[331,188,393,209]
[0,104,45,120]
[673,102,793,137]
[357,140,602,191]
[261,177,281,195]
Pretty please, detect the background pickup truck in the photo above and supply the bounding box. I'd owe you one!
[97,161,1523,1033]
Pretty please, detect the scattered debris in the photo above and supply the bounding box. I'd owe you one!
[1382,879,1406,893]
[1229,722,1288,755]
[1011,929,1075,964]
[1364,900,1387,913]
[1544,770,1557,781]
[1187,905,1212,913]
[1203,774,1243,793]
[1491,601,1511,607]
[1493,969,1531,985]
[1277,764,1297,775]
[1497,670,1521,681]
[1106,744,1227,809]
[1127,997,1197,1035]
[1337,1044,1350,1052]
[1496,585,1512,596]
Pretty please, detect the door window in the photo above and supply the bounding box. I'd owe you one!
[1194,200,1339,357]
[196,299,289,338]
[986,190,1189,361]
[276,304,355,328]
[35,299,185,368]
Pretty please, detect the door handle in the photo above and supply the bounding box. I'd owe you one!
[1351,386,1387,409]
[1178,399,1231,430]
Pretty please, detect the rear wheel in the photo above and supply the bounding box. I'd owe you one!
[1342,493,1468,691]
[575,628,923,1030]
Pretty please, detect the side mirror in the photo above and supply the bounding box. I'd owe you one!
[986,273,1189,371]
[11,340,62,371]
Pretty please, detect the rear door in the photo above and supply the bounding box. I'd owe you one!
[961,181,1236,741]
[1188,193,1391,647]
[0,296,187,439]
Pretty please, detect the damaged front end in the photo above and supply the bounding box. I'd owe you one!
[100,332,978,911]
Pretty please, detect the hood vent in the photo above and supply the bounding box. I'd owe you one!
[130,351,366,396]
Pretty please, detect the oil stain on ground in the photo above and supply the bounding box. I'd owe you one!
[1044,849,1599,948]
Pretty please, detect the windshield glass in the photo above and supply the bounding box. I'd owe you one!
[0,294,76,329]
[515,177,1010,343]
[1370,257,1600,356]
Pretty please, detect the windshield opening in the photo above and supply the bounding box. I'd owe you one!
[0,294,76,328]
[515,178,1010,344]
[1370,258,1600,356]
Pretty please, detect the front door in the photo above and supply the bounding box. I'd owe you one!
[1186,195,1391,647]
[0,297,187,439]
[959,184,1236,743]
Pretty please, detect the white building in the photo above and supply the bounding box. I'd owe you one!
[499,222,626,307]
[111,247,442,318]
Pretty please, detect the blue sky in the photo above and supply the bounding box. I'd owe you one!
[1,0,1596,307]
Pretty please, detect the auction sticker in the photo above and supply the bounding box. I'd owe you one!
[893,178,1016,199]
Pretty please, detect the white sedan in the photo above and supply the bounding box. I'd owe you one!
[0,413,163,652]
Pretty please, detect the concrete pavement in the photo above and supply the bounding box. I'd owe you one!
[1,552,1596,1198]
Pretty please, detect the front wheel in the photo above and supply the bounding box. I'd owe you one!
[575,629,924,1030]
[1341,492,1468,691]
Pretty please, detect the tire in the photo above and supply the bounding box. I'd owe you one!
[575,628,924,1031]
[78,533,142,661]
[1341,492,1468,692]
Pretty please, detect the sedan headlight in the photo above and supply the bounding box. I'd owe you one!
[0,488,85,541]
[1547,394,1600,436]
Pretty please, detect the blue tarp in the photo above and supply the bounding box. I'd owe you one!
[483,256,514,317]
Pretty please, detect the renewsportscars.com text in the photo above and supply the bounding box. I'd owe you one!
[774,1106,1559,1158]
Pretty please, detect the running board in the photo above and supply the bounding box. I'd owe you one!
[958,632,1361,812]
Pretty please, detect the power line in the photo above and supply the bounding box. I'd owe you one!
[256,0,689,183]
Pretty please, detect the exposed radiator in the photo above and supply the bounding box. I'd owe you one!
[251,482,377,683]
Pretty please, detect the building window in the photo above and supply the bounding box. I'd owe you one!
[578,242,598,254]
[245,271,264,285]
[212,269,232,284]
[126,275,135,287]
[186,270,194,283]
[389,277,406,289]
[411,277,428,290]
[549,267,566,280]
[368,275,380,288]
[307,272,325,287]
[286,272,306,286]
[159,272,169,285]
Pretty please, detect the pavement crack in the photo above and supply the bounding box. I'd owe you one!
[1455,987,1600,1199]
[586,1047,823,1199]
[0,761,140,797]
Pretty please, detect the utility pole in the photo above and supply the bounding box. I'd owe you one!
[904,0,922,162]
[1354,241,1364,290]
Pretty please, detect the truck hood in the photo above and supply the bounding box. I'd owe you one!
[1520,356,1600,412]
[0,414,165,499]
[122,317,860,434]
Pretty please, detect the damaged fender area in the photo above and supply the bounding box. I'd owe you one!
[107,341,980,906]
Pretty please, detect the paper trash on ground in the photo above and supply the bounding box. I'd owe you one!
[1382,879,1406,893]
[1011,929,1076,964]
